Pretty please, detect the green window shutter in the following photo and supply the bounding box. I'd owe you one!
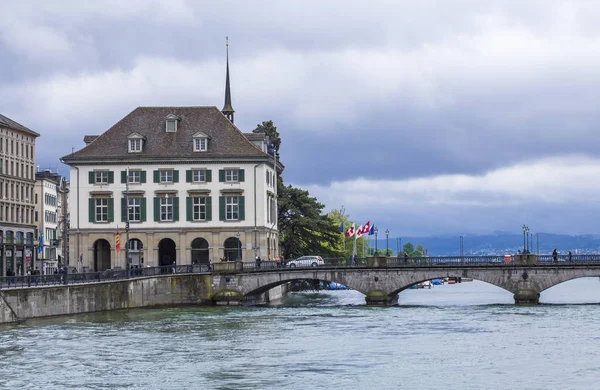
[173,170,179,183]
[121,198,127,222]
[219,196,225,221]
[108,198,114,222]
[154,197,160,221]
[121,170,127,183]
[206,169,212,182]
[206,196,212,221]
[88,171,94,184]
[186,197,192,221]
[140,170,147,183]
[173,197,179,221]
[219,169,225,182]
[153,170,159,183]
[238,196,245,221]
[140,198,147,222]
[238,169,245,182]
[89,198,95,222]
[108,171,114,184]
[186,170,192,183]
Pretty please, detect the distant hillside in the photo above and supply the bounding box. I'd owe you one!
[374,233,600,256]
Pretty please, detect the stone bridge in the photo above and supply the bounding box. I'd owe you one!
[220,264,600,305]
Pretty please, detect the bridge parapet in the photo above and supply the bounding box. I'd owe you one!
[213,261,243,274]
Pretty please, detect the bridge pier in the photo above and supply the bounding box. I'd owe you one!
[513,289,540,305]
[365,290,398,306]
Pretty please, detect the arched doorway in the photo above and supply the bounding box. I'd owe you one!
[224,237,242,261]
[191,238,209,264]
[158,238,176,266]
[128,239,144,268]
[93,239,111,271]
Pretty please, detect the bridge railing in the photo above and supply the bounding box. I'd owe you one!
[0,264,212,290]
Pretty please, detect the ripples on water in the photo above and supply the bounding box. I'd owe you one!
[1,279,600,389]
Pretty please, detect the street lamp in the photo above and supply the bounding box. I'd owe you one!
[522,225,529,254]
[235,232,241,261]
[385,229,389,256]
[374,227,379,254]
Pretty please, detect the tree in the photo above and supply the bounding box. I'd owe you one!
[278,185,340,259]
[253,120,280,159]
[403,242,415,255]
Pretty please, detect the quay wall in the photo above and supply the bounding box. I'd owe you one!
[0,274,215,325]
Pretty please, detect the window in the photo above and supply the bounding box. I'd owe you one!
[160,197,173,221]
[129,139,142,153]
[192,197,207,221]
[225,169,239,182]
[95,198,109,222]
[128,198,141,222]
[128,170,141,184]
[193,169,206,183]
[194,138,207,152]
[160,170,173,183]
[95,171,108,184]
[166,119,177,132]
[226,196,239,220]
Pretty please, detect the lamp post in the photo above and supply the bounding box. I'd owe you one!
[374,227,379,254]
[522,225,529,254]
[385,229,389,256]
[235,232,241,261]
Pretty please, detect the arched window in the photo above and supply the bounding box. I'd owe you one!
[191,238,209,264]
[223,237,242,261]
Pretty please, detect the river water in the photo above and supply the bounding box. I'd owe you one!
[2,278,600,389]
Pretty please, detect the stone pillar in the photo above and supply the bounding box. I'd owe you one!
[365,290,398,306]
[513,254,538,266]
[367,256,389,268]
[514,290,540,305]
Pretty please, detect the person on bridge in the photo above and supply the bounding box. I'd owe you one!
[255,256,261,270]
[552,249,558,263]
[568,251,572,262]
[404,252,408,264]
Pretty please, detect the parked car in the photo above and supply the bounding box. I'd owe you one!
[286,256,325,267]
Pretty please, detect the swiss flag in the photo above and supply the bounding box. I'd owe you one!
[345,223,356,237]
[358,221,371,236]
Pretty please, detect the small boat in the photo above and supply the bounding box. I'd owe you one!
[416,281,433,289]
[447,277,456,284]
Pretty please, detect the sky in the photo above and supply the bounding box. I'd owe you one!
[2,0,600,237]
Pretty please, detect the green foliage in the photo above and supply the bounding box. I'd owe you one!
[253,120,281,159]
[403,242,415,255]
[278,184,340,259]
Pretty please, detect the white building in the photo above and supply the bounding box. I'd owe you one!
[34,169,68,274]
[0,114,39,276]
[61,57,280,271]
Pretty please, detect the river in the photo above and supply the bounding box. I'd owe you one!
[1,278,600,389]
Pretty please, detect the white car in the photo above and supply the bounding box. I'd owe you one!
[286,256,325,267]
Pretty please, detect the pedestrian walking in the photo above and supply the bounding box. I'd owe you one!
[568,250,572,263]
[255,256,261,270]
[552,249,558,263]
[404,252,408,264]
[171,261,176,274]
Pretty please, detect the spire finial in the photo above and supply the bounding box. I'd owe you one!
[222,36,234,123]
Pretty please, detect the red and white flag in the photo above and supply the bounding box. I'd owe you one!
[358,221,371,236]
[345,223,356,237]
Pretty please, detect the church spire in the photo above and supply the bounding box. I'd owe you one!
[222,36,235,123]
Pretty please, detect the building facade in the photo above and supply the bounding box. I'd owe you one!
[34,169,68,274]
[0,114,40,276]
[61,106,280,272]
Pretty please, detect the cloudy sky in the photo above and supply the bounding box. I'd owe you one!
[2,0,600,236]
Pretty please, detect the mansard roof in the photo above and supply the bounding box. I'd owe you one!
[0,114,40,137]
[61,106,269,163]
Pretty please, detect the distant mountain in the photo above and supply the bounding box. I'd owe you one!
[374,233,600,256]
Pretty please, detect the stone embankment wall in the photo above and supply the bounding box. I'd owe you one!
[0,274,214,325]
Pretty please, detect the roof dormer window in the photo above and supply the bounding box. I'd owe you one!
[165,114,179,133]
[192,131,210,152]
[127,132,146,153]
[129,139,142,153]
